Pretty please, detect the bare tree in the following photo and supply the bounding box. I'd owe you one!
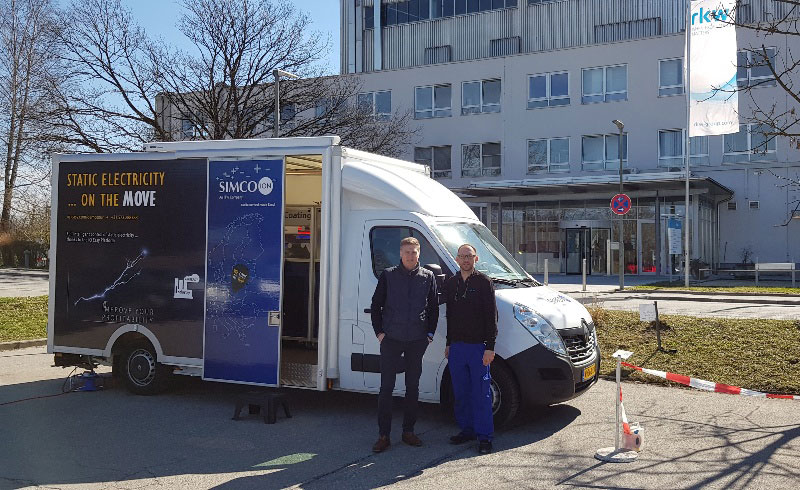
[720,2,800,149]
[0,0,61,237]
[58,0,416,156]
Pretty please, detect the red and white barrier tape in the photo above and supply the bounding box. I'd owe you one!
[620,386,632,435]
[621,361,800,400]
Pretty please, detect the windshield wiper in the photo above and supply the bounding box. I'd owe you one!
[490,277,526,287]
[520,277,542,286]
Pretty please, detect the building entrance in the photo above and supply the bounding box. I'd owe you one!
[565,228,590,275]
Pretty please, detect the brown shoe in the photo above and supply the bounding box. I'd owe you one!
[372,435,390,453]
[402,432,423,447]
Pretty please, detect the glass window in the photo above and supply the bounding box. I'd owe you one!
[528,72,569,109]
[462,81,481,114]
[415,145,452,178]
[582,65,627,103]
[462,79,501,115]
[181,119,194,140]
[370,226,451,278]
[415,84,451,119]
[357,91,391,120]
[462,142,501,177]
[724,124,777,163]
[659,58,684,96]
[581,135,604,170]
[527,139,547,172]
[658,129,709,167]
[364,6,374,29]
[528,137,569,173]
[738,47,777,87]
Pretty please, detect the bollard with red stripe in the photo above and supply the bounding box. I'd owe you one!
[621,362,800,400]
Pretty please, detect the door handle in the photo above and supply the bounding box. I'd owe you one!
[363,308,371,313]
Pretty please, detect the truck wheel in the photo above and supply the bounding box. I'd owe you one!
[123,342,170,395]
[490,361,520,428]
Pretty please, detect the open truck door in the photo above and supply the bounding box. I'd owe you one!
[203,158,285,386]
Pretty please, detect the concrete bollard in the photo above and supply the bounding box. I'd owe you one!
[544,258,549,285]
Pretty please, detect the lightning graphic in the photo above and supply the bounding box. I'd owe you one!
[74,250,147,305]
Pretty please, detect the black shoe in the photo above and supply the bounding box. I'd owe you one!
[449,433,475,445]
[478,440,492,454]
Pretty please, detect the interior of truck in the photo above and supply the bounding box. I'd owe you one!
[281,154,324,387]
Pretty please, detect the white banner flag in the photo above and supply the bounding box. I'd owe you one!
[688,0,739,136]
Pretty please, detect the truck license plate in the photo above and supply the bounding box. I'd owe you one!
[582,363,596,381]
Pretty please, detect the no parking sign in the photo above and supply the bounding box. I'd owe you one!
[611,193,632,215]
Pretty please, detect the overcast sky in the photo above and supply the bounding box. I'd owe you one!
[125,0,341,74]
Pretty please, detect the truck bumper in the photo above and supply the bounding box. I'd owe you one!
[505,343,600,407]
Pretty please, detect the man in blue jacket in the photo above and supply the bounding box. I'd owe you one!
[370,237,439,453]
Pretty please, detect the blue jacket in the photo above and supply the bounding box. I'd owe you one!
[370,263,439,342]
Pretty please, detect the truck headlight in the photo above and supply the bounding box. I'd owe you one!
[513,303,567,356]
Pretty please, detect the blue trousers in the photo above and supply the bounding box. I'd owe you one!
[449,342,493,441]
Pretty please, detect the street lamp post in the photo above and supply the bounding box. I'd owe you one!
[612,119,625,291]
[273,69,300,138]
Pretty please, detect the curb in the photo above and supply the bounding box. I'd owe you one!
[576,294,800,306]
[0,339,47,352]
[625,288,800,298]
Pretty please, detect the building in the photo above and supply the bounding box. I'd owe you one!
[340,0,800,276]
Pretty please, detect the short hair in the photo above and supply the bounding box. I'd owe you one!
[457,243,476,254]
[400,237,420,248]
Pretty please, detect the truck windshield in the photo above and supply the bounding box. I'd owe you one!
[432,222,532,281]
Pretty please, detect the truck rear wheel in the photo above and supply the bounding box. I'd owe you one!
[122,342,170,395]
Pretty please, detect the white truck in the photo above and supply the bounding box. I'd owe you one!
[48,136,600,425]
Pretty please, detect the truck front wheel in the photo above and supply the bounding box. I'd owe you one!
[122,342,170,395]
[490,361,520,428]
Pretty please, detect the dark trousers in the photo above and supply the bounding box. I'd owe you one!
[378,337,429,436]
[449,342,494,441]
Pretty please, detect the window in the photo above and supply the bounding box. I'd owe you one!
[749,201,760,210]
[415,84,452,119]
[723,124,777,163]
[727,201,737,211]
[414,145,452,178]
[462,142,501,177]
[280,103,296,129]
[180,119,194,140]
[528,72,570,108]
[315,99,333,118]
[462,79,501,115]
[582,65,627,104]
[357,91,392,121]
[658,130,709,167]
[737,48,777,88]
[581,134,627,171]
[527,137,569,173]
[659,58,684,96]
[364,6,374,29]
[369,226,451,278]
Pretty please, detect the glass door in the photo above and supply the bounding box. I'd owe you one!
[565,228,591,275]
[638,220,657,275]
[590,228,610,274]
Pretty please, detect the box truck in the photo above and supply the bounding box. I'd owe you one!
[48,136,600,425]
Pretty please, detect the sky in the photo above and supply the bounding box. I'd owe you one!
[125,0,341,75]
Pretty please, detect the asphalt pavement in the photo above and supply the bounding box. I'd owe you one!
[1,345,799,489]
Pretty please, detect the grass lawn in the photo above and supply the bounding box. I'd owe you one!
[0,296,47,342]
[589,306,800,395]
[630,283,800,295]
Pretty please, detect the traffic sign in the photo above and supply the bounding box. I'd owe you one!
[610,193,632,215]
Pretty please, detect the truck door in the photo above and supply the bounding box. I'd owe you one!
[355,221,451,394]
[203,159,285,386]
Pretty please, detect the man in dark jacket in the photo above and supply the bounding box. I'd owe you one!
[442,243,498,454]
[370,236,439,453]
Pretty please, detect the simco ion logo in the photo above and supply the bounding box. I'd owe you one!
[218,176,274,196]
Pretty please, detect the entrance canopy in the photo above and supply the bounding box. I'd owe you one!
[453,171,733,202]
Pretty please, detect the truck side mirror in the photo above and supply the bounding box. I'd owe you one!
[423,263,446,295]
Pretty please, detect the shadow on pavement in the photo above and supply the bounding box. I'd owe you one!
[0,373,580,489]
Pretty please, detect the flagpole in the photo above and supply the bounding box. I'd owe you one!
[684,0,692,287]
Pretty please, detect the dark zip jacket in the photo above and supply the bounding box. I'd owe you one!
[371,263,439,342]
[442,269,497,350]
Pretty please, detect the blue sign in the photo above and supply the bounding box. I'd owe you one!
[204,159,284,385]
[667,218,683,255]
[611,193,632,215]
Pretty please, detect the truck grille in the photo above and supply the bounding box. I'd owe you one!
[560,328,596,364]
